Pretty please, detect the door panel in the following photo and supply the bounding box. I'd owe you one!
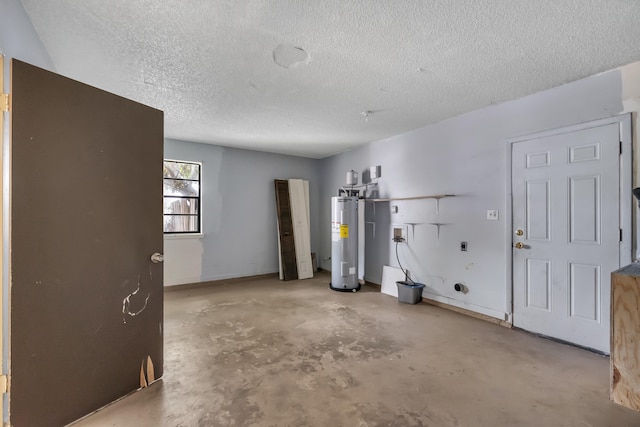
[525,258,551,311]
[512,122,620,353]
[274,179,297,280]
[10,60,163,426]
[526,180,550,240]
[569,263,600,321]
[569,176,600,244]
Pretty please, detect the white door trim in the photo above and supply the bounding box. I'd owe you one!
[0,53,6,426]
[504,114,632,325]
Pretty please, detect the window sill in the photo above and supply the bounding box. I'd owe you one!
[164,233,204,240]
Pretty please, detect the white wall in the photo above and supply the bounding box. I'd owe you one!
[164,139,320,285]
[319,64,639,320]
[0,0,54,72]
[621,62,640,258]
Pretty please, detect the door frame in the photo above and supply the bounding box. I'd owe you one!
[504,114,633,325]
[0,53,6,426]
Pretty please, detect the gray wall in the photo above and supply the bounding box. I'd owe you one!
[319,68,629,320]
[164,139,320,285]
[0,0,54,71]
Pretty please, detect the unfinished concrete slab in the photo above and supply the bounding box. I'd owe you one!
[72,272,640,426]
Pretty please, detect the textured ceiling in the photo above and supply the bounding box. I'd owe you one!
[19,0,640,158]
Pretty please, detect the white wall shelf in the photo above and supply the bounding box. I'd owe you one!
[365,194,455,202]
[366,194,455,215]
[364,194,455,244]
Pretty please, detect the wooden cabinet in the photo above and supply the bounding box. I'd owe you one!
[611,263,640,411]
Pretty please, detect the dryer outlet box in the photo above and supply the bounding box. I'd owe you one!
[393,225,408,244]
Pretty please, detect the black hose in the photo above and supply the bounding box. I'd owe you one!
[395,240,416,285]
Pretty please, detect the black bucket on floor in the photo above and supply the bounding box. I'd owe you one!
[396,281,425,304]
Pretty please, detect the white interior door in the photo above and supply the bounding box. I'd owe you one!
[512,121,621,353]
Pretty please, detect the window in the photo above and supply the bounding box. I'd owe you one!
[163,160,201,234]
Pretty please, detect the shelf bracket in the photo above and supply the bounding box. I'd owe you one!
[404,222,423,239]
[428,223,446,244]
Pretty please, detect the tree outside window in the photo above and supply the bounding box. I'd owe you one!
[163,160,201,234]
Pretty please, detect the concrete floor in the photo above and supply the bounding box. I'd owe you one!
[73,272,640,427]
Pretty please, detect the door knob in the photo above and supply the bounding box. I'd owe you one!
[514,242,524,249]
[151,253,164,263]
[515,229,524,236]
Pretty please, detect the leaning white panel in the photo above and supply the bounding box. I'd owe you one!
[381,265,405,298]
[289,179,313,279]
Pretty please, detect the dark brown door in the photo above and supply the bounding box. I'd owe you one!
[274,179,298,280]
[10,60,164,427]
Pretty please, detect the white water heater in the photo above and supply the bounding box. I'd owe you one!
[330,196,360,292]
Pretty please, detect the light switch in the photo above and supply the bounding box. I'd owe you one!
[487,210,499,220]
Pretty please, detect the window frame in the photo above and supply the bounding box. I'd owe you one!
[163,159,202,236]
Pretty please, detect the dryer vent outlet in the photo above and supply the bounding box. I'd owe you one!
[454,283,467,293]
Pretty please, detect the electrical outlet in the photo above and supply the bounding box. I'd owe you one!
[393,225,407,244]
[487,210,499,220]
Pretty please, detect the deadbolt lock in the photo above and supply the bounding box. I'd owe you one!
[515,229,524,236]
[514,242,524,249]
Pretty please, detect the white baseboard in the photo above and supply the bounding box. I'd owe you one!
[422,291,508,322]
